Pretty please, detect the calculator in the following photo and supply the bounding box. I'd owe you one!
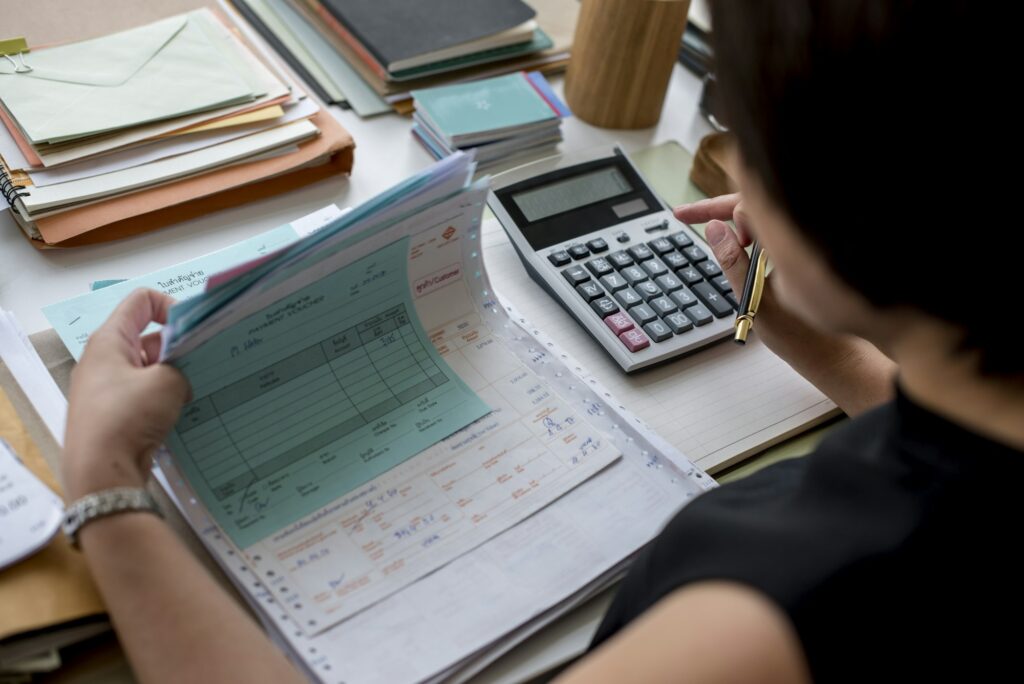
[487,145,737,372]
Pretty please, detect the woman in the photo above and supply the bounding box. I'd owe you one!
[63,1,1021,681]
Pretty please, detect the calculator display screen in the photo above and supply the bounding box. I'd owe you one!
[511,167,633,222]
[494,154,663,250]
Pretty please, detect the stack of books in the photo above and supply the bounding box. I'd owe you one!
[411,72,570,170]
[0,5,354,248]
[232,0,579,115]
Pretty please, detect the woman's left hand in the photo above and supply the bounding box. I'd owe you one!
[63,289,190,500]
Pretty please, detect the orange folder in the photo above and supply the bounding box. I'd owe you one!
[30,111,354,248]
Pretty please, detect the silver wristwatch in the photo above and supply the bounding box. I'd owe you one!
[62,487,163,549]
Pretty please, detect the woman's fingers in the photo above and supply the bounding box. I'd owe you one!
[673,193,741,224]
[86,289,176,366]
[705,220,752,294]
[731,201,754,246]
[140,330,164,366]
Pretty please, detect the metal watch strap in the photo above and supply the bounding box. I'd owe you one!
[62,487,162,549]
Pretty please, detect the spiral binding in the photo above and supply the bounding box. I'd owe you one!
[0,164,30,207]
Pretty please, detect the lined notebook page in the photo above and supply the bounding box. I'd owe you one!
[481,218,839,473]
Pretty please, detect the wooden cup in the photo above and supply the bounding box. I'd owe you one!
[565,0,692,129]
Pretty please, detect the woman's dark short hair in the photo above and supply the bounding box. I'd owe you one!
[709,0,1019,375]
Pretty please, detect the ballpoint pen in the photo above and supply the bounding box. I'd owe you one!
[734,241,767,344]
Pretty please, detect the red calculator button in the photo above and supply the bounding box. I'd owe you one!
[604,312,634,336]
[618,328,650,352]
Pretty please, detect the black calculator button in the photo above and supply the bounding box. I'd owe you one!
[614,287,644,308]
[621,265,648,286]
[669,231,694,249]
[627,244,654,262]
[608,250,634,268]
[643,320,673,342]
[692,282,734,317]
[586,257,614,277]
[587,237,609,253]
[683,304,714,326]
[662,251,689,271]
[548,250,571,267]
[616,231,631,243]
[682,245,708,263]
[600,273,628,292]
[650,296,678,316]
[697,260,722,278]
[568,244,590,260]
[665,311,695,334]
[590,297,619,318]
[726,292,740,309]
[655,273,683,293]
[576,281,604,302]
[628,303,658,326]
[562,265,590,286]
[641,259,668,278]
[677,266,704,285]
[669,287,699,309]
[712,275,733,294]
[635,281,663,301]
[647,238,674,255]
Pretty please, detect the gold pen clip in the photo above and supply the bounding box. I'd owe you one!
[734,248,769,344]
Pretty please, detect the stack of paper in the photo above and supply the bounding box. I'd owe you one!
[232,0,579,113]
[86,153,703,683]
[0,315,109,668]
[412,72,569,171]
[0,3,354,248]
[13,151,717,680]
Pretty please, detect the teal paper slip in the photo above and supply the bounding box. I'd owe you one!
[42,224,299,360]
[164,238,490,548]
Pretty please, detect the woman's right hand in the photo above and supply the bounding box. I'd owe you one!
[674,194,897,416]
[673,193,795,351]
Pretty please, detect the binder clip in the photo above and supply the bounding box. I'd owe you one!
[0,37,32,74]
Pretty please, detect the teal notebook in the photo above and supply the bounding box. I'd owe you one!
[412,72,559,145]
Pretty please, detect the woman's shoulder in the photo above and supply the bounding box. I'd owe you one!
[593,394,1023,679]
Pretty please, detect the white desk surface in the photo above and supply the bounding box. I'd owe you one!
[0,65,712,683]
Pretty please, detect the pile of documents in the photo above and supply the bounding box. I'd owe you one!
[130,153,709,683]
[0,3,354,248]
[412,71,570,171]
[0,314,108,675]
[232,0,579,115]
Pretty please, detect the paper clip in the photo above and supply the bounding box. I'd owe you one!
[0,38,32,74]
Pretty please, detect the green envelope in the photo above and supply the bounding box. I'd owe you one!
[0,10,261,144]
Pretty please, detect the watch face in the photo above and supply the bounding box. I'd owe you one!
[0,439,63,569]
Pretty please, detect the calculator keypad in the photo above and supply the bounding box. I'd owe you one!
[559,230,735,354]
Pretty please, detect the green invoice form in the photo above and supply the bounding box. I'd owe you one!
[165,238,490,548]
